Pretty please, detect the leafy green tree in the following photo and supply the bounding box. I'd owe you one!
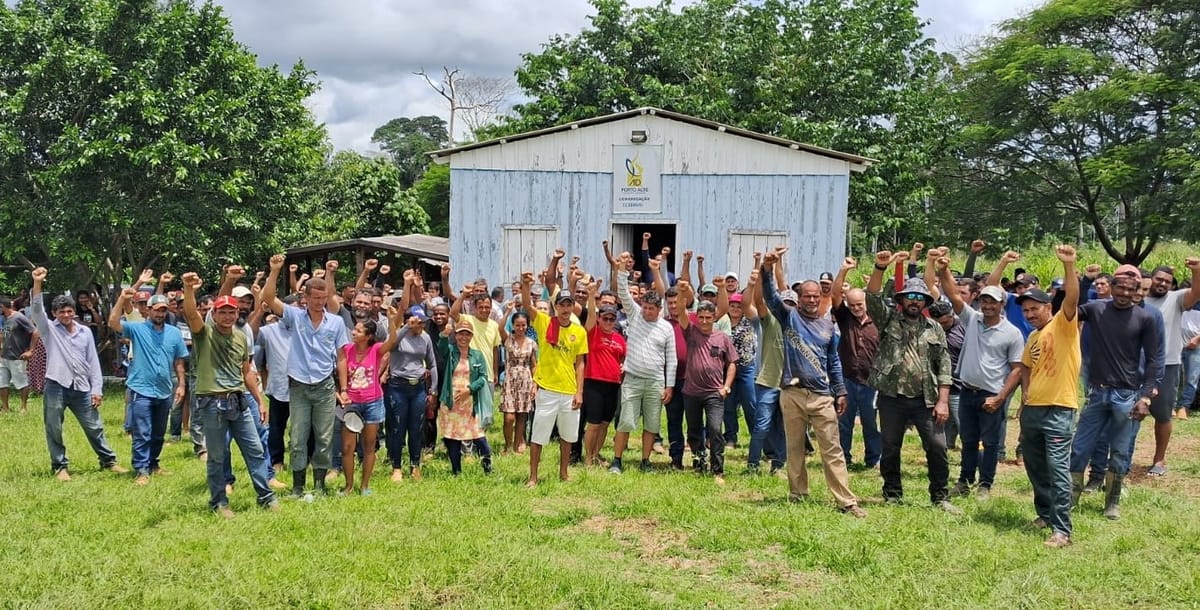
[942,0,1200,264]
[297,151,430,242]
[488,0,956,244]
[370,115,449,188]
[411,163,450,237]
[0,0,326,289]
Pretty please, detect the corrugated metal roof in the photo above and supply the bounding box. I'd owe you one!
[286,234,449,261]
[430,107,874,169]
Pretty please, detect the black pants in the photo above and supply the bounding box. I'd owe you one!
[444,437,491,474]
[684,392,725,475]
[268,396,313,467]
[878,394,949,503]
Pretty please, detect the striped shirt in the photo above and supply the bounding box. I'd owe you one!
[617,273,678,385]
[30,291,104,396]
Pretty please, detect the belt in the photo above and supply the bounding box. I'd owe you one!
[289,375,332,386]
[199,390,243,398]
[960,383,993,394]
[390,377,424,386]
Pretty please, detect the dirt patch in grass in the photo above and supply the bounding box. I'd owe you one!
[577,516,830,606]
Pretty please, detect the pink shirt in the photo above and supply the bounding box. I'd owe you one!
[344,343,384,403]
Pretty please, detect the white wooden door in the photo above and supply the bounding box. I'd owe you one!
[501,225,559,286]
[726,231,787,285]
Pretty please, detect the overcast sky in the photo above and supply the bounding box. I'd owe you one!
[212,0,1041,152]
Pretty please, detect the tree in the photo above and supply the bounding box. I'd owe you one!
[411,163,450,237]
[0,0,326,290]
[489,0,956,244]
[370,115,448,188]
[299,151,430,242]
[942,0,1200,264]
[415,67,515,142]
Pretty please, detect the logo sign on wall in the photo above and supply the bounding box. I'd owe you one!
[612,145,662,214]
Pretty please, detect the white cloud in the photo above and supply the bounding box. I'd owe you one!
[212,0,1038,151]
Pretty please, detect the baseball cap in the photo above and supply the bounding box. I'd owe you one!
[454,319,474,334]
[597,304,619,317]
[729,293,744,303]
[212,295,239,310]
[554,291,575,305]
[699,283,719,296]
[779,290,798,304]
[1016,273,1039,286]
[1050,278,1064,289]
[407,305,428,321]
[231,285,252,298]
[979,286,1006,302]
[1016,288,1052,304]
[1113,264,1140,279]
[723,272,739,282]
[819,271,834,283]
[134,289,152,302]
[148,295,170,309]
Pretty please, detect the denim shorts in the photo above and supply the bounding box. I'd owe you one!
[336,397,386,425]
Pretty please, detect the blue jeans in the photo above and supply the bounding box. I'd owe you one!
[1069,386,1137,476]
[129,391,171,475]
[957,388,1007,488]
[221,394,275,486]
[43,379,118,472]
[198,394,275,509]
[387,380,427,469]
[838,378,880,467]
[723,363,757,446]
[1180,347,1200,410]
[748,384,786,470]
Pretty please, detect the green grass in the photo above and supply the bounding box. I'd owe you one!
[1,392,1199,609]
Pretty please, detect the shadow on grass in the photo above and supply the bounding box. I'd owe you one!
[972,503,1040,537]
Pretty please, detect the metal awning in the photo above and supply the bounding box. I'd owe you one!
[285,234,449,276]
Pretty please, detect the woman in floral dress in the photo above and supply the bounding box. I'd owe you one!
[438,320,494,475]
[501,312,537,454]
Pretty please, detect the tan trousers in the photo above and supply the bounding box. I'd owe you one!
[780,387,857,508]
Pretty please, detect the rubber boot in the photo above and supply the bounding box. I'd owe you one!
[1103,472,1122,520]
[291,469,306,498]
[1070,472,1085,508]
[313,468,328,495]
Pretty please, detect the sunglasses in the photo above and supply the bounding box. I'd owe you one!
[599,315,617,322]
[903,293,928,302]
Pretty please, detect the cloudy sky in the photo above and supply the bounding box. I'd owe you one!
[213,0,1041,152]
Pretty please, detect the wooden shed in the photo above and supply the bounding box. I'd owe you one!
[430,107,871,290]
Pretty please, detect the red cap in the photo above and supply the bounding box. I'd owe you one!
[212,295,239,310]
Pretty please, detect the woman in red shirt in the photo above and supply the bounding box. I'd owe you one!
[581,282,627,466]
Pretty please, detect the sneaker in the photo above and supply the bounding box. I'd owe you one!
[608,462,623,475]
[134,474,150,486]
[55,469,71,482]
[841,504,868,519]
[268,478,288,491]
[1176,408,1189,420]
[976,486,991,502]
[1148,463,1168,477]
[1044,532,1071,548]
[215,506,235,519]
[1083,478,1104,494]
[936,500,963,515]
[151,467,171,477]
[639,459,652,473]
[106,464,130,475]
[949,481,971,497]
[884,496,903,506]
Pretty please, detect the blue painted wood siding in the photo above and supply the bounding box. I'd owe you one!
[449,169,848,287]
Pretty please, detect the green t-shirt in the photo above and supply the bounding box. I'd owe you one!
[192,323,249,394]
[756,313,784,390]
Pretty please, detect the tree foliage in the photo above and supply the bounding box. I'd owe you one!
[0,0,327,290]
[488,0,956,245]
[295,151,430,243]
[411,162,450,238]
[370,115,448,188]
[940,0,1200,264]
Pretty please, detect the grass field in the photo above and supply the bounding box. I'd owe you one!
[1,392,1198,609]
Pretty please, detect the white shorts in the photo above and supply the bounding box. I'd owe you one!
[0,359,29,390]
[530,389,580,446]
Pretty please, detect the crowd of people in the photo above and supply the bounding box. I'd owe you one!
[4,234,1198,547]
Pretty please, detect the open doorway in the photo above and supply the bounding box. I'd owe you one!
[610,222,677,282]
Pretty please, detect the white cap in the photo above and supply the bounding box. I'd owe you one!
[231,286,252,298]
[724,272,739,282]
[979,286,1006,302]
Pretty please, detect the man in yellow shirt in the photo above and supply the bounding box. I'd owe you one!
[1016,245,1080,548]
[520,270,588,487]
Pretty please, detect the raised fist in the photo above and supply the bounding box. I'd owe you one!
[520,271,534,287]
[288,264,298,273]
[269,254,286,271]
[1055,245,1077,263]
[326,260,340,273]
[642,232,651,241]
[364,259,378,271]
[159,272,175,284]
[138,268,156,284]
[379,264,391,275]
[1003,251,1020,264]
[31,267,47,282]
[553,248,565,259]
[970,239,986,254]
[842,257,856,271]
[121,287,137,301]
[226,265,246,280]
[182,272,203,289]
[1185,257,1200,271]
